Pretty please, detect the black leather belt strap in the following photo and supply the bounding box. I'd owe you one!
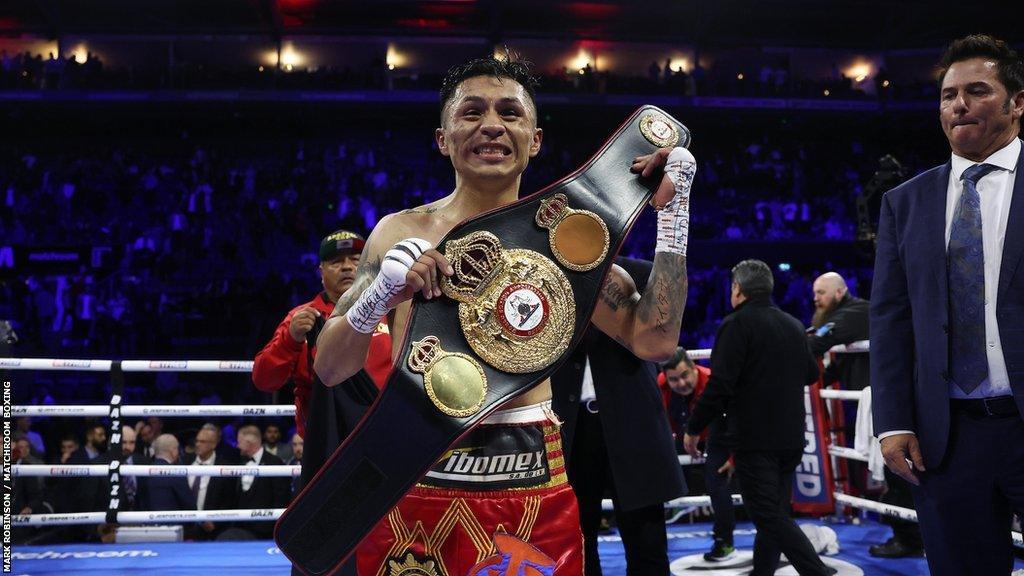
[275,105,690,576]
[950,396,1020,418]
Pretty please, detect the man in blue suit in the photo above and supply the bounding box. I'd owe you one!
[140,434,196,513]
[871,34,1024,575]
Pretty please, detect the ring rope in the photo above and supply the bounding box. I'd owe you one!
[13,508,286,527]
[14,464,300,478]
[827,445,869,463]
[818,389,863,401]
[834,492,1024,547]
[12,405,297,417]
[0,343,868,375]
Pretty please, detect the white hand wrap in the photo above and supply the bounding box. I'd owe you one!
[655,147,696,257]
[345,238,432,334]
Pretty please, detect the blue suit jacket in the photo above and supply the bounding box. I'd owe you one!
[140,458,197,512]
[870,144,1024,467]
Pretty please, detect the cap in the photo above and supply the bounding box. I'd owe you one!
[319,230,366,262]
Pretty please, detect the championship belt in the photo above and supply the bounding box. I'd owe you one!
[276,105,690,576]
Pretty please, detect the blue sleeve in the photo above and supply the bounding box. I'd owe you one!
[870,192,917,434]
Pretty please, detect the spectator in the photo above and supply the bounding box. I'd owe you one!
[185,424,237,540]
[684,260,833,576]
[139,434,195,514]
[262,423,292,463]
[659,347,736,562]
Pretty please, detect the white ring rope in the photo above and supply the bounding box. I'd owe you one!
[14,464,300,478]
[835,492,1024,547]
[15,458,704,479]
[0,342,868,374]
[13,509,285,527]
[0,358,254,372]
[13,405,296,417]
[818,389,863,401]
[828,445,869,463]
[603,494,744,512]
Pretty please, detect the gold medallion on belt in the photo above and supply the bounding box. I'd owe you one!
[440,231,575,374]
[407,335,487,418]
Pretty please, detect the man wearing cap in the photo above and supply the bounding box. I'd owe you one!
[253,229,392,439]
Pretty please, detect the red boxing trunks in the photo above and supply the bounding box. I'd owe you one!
[357,402,584,576]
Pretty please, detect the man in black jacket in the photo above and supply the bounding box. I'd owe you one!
[185,424,238,540]
[808,272,869,391]
[551,256,686,576]
[808,272,923,559]
[684,260,833,576]
[223,425,290,540]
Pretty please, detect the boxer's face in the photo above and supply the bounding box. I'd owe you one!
[940,57,1023,161]
[437,75,543,186]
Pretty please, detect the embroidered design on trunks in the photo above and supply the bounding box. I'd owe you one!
[376,497,544,576]
[467,533,556,576]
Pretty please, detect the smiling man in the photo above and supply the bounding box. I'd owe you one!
[253,229,392,439]
[871,34,1024,575]
[313,53,694,575]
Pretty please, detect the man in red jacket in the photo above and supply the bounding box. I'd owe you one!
[256,229,394,576]
[659,347,737,562]
[252,229,392,438]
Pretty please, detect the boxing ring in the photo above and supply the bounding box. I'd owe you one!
[6,346,1024,575]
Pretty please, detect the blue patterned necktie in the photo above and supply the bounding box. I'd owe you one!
[948,162,1000,394]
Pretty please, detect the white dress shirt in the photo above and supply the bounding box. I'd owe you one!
[945,137,1019,399]
[189,453,216,510]
[241,447,263,492]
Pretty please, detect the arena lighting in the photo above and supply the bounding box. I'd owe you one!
[668,57,689,73]
[386,43,406,70]
[844,60,873,83]
[69,43,89,63]
[569,48,592,73]
[279,43,302,69]
[736,73,744,80]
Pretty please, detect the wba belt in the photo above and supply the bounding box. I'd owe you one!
[275,105,690,576]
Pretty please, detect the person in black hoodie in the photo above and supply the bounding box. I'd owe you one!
[808,272,922,559]
[684,260,834,576]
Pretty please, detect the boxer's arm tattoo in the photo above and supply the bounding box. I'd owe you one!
[637,253,688,333]
[600,276,635,312]
[330,255,382,318]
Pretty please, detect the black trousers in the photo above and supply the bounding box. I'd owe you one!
[881,466,922,547]
[703,442,736,545]
[733,450,831,576]
[570,405,669,576]
[912,408,1024,576]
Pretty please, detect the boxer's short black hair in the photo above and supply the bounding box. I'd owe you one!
[439,49,540,122]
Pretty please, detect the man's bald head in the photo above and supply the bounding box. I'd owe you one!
[812,272,849,321]
[151,433,180,462]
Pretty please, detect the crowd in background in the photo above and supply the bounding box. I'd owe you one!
[0,49,939,101]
